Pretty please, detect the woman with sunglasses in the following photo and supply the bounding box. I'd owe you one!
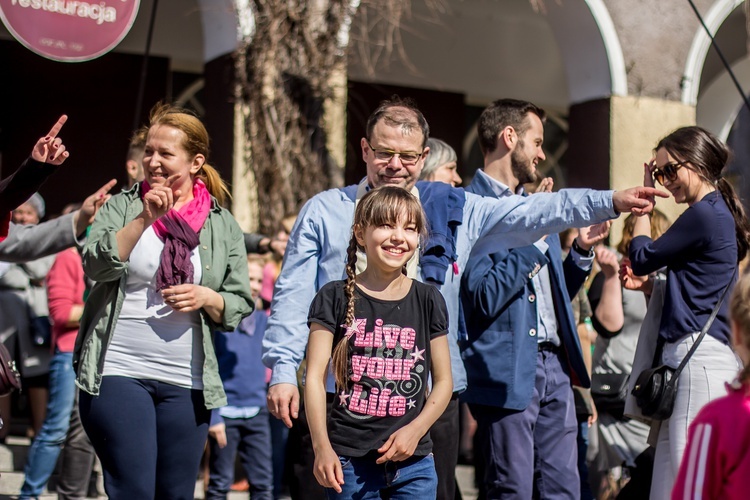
[620,126,750,499]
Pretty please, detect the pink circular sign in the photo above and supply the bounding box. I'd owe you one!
[0,0,140,62]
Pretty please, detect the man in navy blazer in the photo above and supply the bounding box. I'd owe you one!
[460,99,607,499]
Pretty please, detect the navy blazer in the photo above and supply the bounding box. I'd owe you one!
[460,172,591,410]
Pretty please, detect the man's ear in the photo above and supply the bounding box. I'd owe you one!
[500,126,516,150]
[126,160,139,179]
[361,138,370,163]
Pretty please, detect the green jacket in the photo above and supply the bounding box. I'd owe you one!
[73,184,253,409]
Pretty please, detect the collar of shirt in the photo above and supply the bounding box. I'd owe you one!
[475,169,524,198]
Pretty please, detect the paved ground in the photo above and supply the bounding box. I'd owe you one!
[0,435,479,499]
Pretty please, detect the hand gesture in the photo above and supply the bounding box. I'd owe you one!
[612,186,668,216]
[208,422,227,448]
[376,424,421,464]
[532,177,554,194]
[267,383,300,428]
[161,284,218,313]
[31,115,70,165]
[577,221,611,250]
[141,174,180,224]
[619,258,652,294]
[644,159,656,189]
[74,179,118,236]
[594,246,619,278]
[313,445,344,493]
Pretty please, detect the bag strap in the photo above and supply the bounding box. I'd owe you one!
[672,268,737,381]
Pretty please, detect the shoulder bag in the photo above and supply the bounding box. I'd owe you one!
[631,270,735,420]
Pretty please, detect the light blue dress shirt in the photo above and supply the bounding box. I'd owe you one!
[262,184,615,392]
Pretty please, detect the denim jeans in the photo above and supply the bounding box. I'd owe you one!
[206,408,273,500]
[20,351,76,499]
[327,453,436,499]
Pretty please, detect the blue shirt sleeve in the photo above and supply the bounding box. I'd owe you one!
[262,196,325,386]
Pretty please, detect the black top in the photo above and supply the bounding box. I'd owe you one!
[0,158,58,238]
[308,279,448,457]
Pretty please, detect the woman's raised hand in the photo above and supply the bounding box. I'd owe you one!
[142,174,181,224]
[31,115,69,165]
[595,246,619,278]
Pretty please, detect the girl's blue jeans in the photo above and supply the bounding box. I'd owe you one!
[327,452,436,499]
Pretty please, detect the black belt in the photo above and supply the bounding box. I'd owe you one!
[538,342,560,353]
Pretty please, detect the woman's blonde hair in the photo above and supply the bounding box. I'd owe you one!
[730,271,750,385]
[148,103,231,206]
[331,186,427,389]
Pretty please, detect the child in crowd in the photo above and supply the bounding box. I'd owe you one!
[206,254,273,500]
[672,271,750,500]
[304,186,452,498]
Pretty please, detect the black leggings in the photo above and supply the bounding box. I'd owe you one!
[79,376,210,500]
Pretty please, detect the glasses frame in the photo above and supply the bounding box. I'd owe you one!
[366,140,424,166]
[652,160,688,185]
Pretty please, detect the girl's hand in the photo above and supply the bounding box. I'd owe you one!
[619,258,652,294]
[313,446,344,493]
[595,246,619,278]
[31,115,69,165]
[376,424,421,463]
[161,284,218,313]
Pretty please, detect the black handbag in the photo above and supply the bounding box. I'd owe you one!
[0,343,21,397]
[631,271,735,420]
[591,372,629,417]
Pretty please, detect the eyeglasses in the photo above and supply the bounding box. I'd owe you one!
[366,140,424,166]
[652,161,688,185]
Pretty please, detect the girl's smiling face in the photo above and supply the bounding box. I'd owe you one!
[355,216,419,274]
[143,124,204,196]
[654,147,712,206]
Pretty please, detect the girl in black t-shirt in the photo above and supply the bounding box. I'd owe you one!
[305,186,452,498]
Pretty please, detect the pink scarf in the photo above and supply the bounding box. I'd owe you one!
[141,179,211,290]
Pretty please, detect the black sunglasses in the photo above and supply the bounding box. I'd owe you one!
[652,161,688,185]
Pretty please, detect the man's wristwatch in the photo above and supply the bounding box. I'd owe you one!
[572,238,594,258]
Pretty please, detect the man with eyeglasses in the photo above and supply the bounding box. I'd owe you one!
[262,96,665,500]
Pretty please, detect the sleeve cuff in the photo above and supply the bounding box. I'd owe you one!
[269,364,300,387]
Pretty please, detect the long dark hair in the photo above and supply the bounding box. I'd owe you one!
[331,186,427,389]
[657,126,750,261]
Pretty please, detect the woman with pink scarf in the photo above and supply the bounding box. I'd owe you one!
[74,103,254,500]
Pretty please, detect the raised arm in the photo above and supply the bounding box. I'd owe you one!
[469,187,666,248]
[0,115,70,215]
[588,247,624,338]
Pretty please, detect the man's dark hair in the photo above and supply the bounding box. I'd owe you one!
[477,99,546,155]
[365,95,430,148]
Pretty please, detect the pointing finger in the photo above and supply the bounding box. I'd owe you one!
[46,115,68,139]
[165,174,180,188]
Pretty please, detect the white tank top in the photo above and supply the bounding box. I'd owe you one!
[103,226,204,389]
